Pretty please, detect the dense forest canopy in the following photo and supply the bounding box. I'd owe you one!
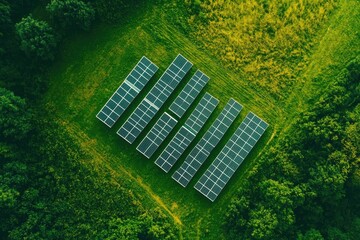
[0,0,359,239]
[1,0,178,239]
[224,58,360,239]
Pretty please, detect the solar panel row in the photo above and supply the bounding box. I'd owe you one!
[136,112,178,158]
[169,70,209,118]
[96,56,158,127]
[194,112,268,202]
[155,93,219,173]
[172,99,242,187]
[117,54,193,144]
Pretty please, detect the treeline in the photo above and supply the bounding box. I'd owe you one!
[223,57,360,239]
[185,0,339,98]
[0,88,178,239]
[0,0,143,99]
[1,0,178,239]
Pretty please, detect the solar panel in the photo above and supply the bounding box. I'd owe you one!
[155,93,219,173]
[117,54,193,144]
[136,112,177,158]
[96,56,158,127]
[154,126,196,173]
[194,112,268,201]
[184,93,219,134]
[169,70,209,118]
[172,99,242,187]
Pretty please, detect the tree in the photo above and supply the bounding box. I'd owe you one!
[15,16,57,60]
[0,88,31,236]
[0,1,12,55]
[0,186,19,209]
[327,227,348,240]
[0,87,32,142]
[6,0,40,20]
[248,205,278,240]
[297,229,324,240]
[47,0,95,31]
[224,56,360,239]
[0,1,11,31]
[99,218,143,239]
[348,218,360,240]
[90,0,146,23]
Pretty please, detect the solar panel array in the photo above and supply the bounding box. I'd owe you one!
[169,70,209,118]
[117,54,192,144]
[194,112,268,202]
[96,56,158,127]
[96,54,270,202]
[172,99,242,187]
[155,93,219,173]
[136,112,177,158]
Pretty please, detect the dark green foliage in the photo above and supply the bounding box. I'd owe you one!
[0,1,357,239]
[99,208,178,240]
[0,88,32,239]
[326,227,348,240]
[5,0,41,21]
[224,58,360,239]
[90,0,143,23]
[0,1,11,32]
[0,0,51,98]
[15,16,57,61]
[0,87,32,142]
[297,229,324,240]
[47,0,95,31]
[0,98,178,239]
[0,1,16,86]
[4,120,130,239]
[0,2,180,238]
[0,1,182,238]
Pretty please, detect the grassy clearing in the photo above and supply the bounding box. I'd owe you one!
[280,0,360,132]
[44,0,359,238]
[188,0,339,99]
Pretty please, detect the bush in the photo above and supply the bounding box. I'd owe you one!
[47,0,95,31]
[15,16,57,60]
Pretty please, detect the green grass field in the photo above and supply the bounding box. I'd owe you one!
[44,0,359,238]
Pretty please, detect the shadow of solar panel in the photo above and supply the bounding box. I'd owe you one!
[96,56,158,128]
[172,99,242,187]
[169,70,209,118]
[194,112,268,202]
[136,112,177,158]
[117,54,193,144]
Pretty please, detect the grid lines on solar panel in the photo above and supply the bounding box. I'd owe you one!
[184,92,219,134]
[194,112,269,202]
[96,56,158,128]
[136,112,177,158]
[169,70,209,118]
[117,54,193,144]
[172,99,242,187]
[154,126,196,173]
[155,93,219,173]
